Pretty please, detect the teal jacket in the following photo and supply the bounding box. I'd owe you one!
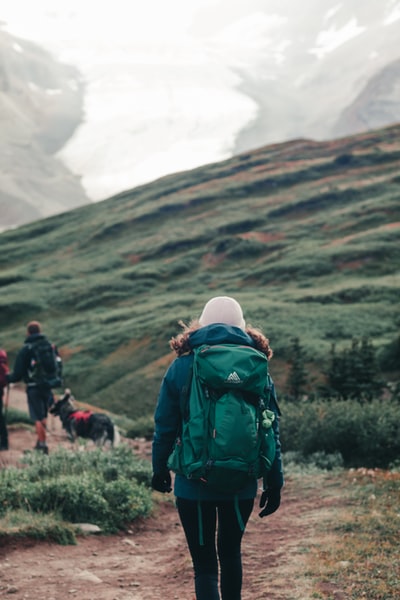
[152,324,284,501]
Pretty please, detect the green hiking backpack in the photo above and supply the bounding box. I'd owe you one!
[168,343,276,493]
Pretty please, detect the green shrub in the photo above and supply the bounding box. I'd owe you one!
[0,510,77,545]
[102,478,153,530]
[283,450,344,473]
[6,407,34,426]
[22,476,111,524]
[125,415,155,440]
[0,469,28,516]
[0,445,153,535]
[1,471,152,533]
[334,153,353,166]
[19,444,152,485]
[378,335,400,373]
[280,398,400,468]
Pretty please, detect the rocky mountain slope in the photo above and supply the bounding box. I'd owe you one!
[233,1,400,153]
[0,30,89,231]
[333,58,400,136]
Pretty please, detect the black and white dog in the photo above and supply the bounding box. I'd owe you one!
[50,389,119,447]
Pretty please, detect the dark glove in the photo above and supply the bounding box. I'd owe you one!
[258,487,281,517]
[151,470,172,493]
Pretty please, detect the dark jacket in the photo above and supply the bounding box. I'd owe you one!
[7,333,49,387]
[152,323,284,501]
[0,349,9,391]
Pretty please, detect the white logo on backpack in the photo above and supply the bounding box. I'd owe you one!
[225,371,242,384]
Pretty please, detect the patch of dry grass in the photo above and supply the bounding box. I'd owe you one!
[311,469,400,599]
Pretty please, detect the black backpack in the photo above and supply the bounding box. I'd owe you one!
[27,338,62,388]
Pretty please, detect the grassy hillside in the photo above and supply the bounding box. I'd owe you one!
[0,124,399,419]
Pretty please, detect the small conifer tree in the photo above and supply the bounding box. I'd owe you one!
[286,337,308,401]
[325,338,385,401]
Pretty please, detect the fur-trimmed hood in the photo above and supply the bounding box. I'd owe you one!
[170,322,273,358]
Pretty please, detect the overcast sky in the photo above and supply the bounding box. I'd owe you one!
[2,1,400,200]
[2,1,263,199]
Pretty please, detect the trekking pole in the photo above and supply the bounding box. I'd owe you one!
[5,384,10,419]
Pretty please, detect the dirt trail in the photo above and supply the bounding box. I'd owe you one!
[0,388,336,600]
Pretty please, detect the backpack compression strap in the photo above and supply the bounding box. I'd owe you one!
[179,363,193,422]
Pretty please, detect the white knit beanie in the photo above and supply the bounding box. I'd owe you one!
[199,296,246,330]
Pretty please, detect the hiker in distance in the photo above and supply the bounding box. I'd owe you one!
[6,321,62,454]
[0,348,10,450]
[152,296,284,600]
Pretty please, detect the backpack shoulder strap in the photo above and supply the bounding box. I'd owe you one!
[25,340,37,355]
[180,361,194,422]
[23,343,35,365]
[264,374,282,416]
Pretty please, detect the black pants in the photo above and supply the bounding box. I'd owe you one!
[0,388,8,449]
[176,497,254,600]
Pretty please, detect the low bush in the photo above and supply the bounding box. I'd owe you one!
[0,445,153,537]
[20,444,151,483]
[0,510,77,545]
[284,450,344,473]
[5,407,34,426]
[280,398,400,468]
[5,475,151,532]
[125,415,155,440]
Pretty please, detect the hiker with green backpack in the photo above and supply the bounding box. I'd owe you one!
[152,296,284,600]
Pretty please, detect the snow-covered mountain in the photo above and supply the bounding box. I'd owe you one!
[0,29,89,230]
[1,0,400,217]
